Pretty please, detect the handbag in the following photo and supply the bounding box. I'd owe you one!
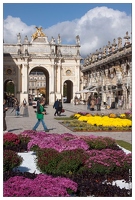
[61,108,65,113]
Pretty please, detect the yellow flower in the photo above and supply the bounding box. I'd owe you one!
[74,114,81,118]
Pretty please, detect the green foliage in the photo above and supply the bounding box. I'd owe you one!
[85,137,117,150]
[87,163,113,174]
[56,149,89,175]
[30,145,40,152]
[3,150,23,172]
[36,148,62,174]
[36,148,89,175]
[55,117,73,120]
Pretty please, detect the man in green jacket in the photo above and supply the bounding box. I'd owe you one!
[32,99,49,132]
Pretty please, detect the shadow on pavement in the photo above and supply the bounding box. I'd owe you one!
[8,128,23,132]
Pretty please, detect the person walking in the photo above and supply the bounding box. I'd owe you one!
[118,97,123,109]
[90,98,95,111]
[115,96,118,109]
[3,99,8,132]
[87,96,91,110]
[96,96,101,111]
[15,102,20,116]
[58,99,63,116]
[53,99,59,116]
[23,98,27,107]
[32,99,49,132]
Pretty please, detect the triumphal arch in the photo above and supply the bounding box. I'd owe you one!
[3,27,82,105]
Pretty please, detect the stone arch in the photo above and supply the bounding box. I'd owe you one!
[29,66,50,104]
[4,79,16,99]
[63,80,73,103]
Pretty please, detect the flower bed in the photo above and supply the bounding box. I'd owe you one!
[4,174,77,197]
[3,131,132,197]
[3,132,31,152]
[60,112,132,132]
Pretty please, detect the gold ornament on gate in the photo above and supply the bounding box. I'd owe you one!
[32,26,45,40]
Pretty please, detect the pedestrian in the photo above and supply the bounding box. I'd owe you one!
[8,96,12,107]
[96,96,101,111]
[115,96,118,109]
[3,99,8,132]
[90,98,95,111]
[53,99,59,116]
[118,97,123,109]
[87,96,91,110]
[106,97,111,109]
[15,102,20,116]
[58,99,63,116]
[32,99,49,132]
[74,96,78,105]
[23,98,27,107]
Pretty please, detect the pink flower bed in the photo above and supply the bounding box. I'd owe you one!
[4,174,77,197]
[21,131,89,152]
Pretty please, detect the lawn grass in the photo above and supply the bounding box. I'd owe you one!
[54,117,72,120]
[116,140,132,152]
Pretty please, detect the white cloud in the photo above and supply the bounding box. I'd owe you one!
[3,6,131,58]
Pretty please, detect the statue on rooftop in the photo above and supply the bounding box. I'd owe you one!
[17,33,21,44]
[76,35,80,45]
[31,26,45,41]
[57,34,61,44]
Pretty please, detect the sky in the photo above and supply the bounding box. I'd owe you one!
[2,1,132,58]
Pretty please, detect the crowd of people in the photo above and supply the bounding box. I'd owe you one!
[3,95,64,133]
[87,95,101,111]
[3,96,28,132]
[53,99,63,116]
[3,93,124,133]
[86,94,124,111]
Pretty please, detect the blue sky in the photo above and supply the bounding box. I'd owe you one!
[3,2,132,57]
[3,3,132,28]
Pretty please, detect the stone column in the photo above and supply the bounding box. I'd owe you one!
[76,64,81,92]
[57,62,61,93]
[55,59,62,100]
[23,64,28,93]
[105,68,109,77]
[128,61,132,109]
[16,65,21,101]
[49,61,55,105]
[17,65,21,92]
[20,63,28,103]
[122,85,126,109]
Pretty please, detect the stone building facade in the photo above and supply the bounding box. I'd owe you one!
[3,27,82,105]
[29,71,46,98]
[81,32,132,109]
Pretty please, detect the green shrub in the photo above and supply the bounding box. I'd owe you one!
[3,150,23,172]
[56,149,89,175]
[85,137,117,150]
[36,148,89,175]
[36,148,62,174]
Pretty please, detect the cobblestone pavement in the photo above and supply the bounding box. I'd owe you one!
[5,103,132,144]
